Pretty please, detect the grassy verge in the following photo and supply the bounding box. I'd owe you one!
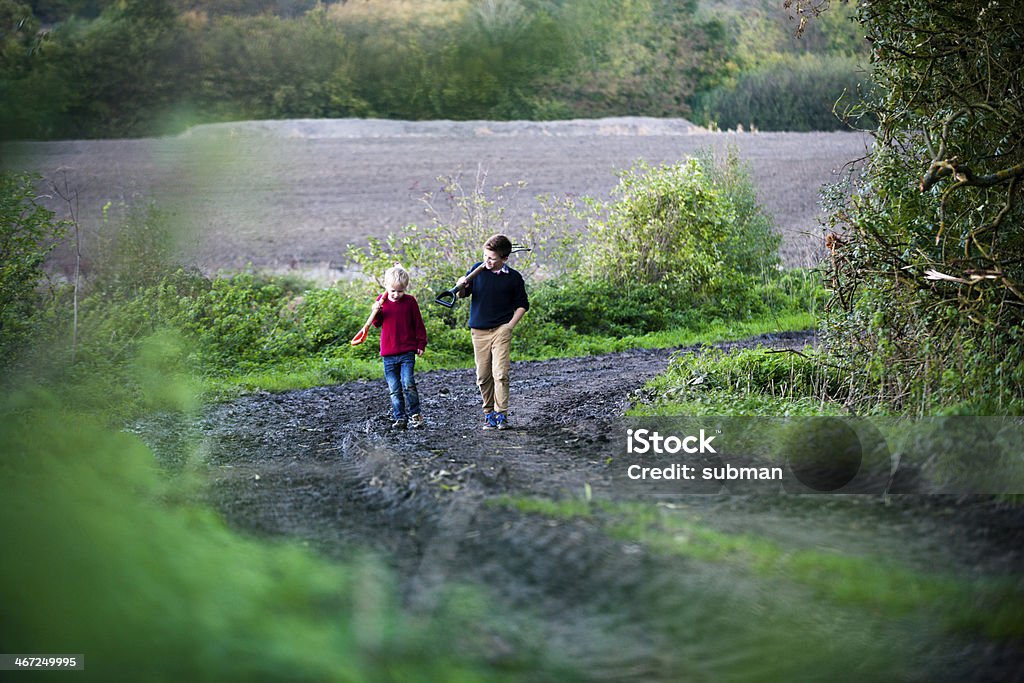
[20,261,817,406]
[628,339,845,418]
[204,309,818,398]
[494,495,1024,643]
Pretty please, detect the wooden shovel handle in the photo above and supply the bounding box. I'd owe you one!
[457,262,488,293]
[350,293,385,345]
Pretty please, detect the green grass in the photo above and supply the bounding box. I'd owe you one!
[490,494,595,519]
[630,392,847,417]
[494,495,1024,641]
[202,310,818,398]
[200,354,481,398]
[629,333,850,417]
[547,311,817,357]
[202,356,384,396]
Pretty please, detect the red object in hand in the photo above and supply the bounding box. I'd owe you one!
[350,324,370,346]
[350,293,384,345]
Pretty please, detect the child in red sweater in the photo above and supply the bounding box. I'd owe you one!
[371,264,428,429]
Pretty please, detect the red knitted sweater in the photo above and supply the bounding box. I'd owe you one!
[372,295,427,356]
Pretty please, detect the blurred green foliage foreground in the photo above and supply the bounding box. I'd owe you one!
[1,389,556,682]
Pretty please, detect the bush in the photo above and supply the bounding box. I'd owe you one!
[528,277,689,337]
[292,287,365,352]
[173,272,327,371]
[0,172,65,369]
[694,53,876,131]
[579,155,780,307]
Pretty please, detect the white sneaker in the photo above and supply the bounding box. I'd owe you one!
[409,414,425,429]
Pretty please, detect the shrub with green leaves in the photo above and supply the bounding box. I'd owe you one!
[0,172,65,368]
[526,152,814,341]
[578,155,779,309]
[694,53,876,132]
[171,272,326,371]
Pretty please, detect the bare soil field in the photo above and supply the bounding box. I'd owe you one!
[2,118,871,279]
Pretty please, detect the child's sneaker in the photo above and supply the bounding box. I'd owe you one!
[409,414,425,429]
[494,413,508,430]
[483,411,498,430]
[392,418,407,430]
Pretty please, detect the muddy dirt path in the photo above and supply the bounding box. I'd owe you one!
[197,332,810,548]
[157,331,1023,681]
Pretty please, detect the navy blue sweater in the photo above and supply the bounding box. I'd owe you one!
[464,264,529,329]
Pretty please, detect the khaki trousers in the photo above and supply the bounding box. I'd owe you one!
[471,323,514,414]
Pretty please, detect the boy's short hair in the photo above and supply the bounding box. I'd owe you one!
[384,263,410,288]
[483,234,513,259]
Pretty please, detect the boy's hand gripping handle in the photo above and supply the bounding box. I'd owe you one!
[434,262,487,309]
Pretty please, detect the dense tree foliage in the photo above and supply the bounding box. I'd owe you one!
[816,0,1024,413]
[0,172,64,368]
[26,0,109,22]
[0,0,869,139]
[695,53,875,131]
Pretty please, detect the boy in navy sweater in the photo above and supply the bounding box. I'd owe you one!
[456,234,529,430]
[371,264,428,429]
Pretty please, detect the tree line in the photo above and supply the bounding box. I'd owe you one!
[0,0,870,139]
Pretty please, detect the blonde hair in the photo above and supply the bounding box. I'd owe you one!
[384,263,410,289]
